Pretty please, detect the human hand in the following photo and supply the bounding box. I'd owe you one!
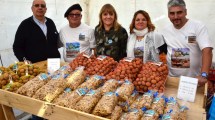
[196,75,207,87]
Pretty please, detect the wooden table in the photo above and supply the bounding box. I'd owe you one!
[165,77,206,120]
[0,77,206,120]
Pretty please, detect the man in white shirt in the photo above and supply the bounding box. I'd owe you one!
[162,0,213,86]
[59,4,96,62]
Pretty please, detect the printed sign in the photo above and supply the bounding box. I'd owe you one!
[47,58,60,75]
[177,76,198,102]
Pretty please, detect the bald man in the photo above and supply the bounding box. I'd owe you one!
[13,0,62,64]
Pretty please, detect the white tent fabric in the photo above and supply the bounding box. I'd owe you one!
[0,0,214,67]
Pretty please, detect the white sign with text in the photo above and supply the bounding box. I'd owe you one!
[47,58,60,75]
[177,76,198,102]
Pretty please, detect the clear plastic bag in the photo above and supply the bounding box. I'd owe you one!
[75,88,102,113]
[16,73,50,97]
[92,92,118,116]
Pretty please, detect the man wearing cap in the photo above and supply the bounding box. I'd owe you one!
[59,3,96,62]
[162,0,213,86]
[13,0,62,64]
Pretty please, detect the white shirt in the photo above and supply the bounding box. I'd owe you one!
[162,19,213,77]
[33,16,47,36]
[59,23,96,62]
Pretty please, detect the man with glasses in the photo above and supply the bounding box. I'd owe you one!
[59,3,96,62]
[13,0,62,64]
[162,0,213,86]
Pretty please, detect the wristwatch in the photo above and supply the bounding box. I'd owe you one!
[201,72,208,79]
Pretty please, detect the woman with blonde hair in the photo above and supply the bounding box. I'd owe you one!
[127,10,167,63]
[95,4,128,61]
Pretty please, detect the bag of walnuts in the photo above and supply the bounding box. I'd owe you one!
[92,92,118,116]
[75,88,102,113]
[16,73,50,97]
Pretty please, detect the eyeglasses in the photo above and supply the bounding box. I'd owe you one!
[33,4,46,8]
[68,14,81,17]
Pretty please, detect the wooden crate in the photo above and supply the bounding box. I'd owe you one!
[0,77,206,120]
[0,89,108,120]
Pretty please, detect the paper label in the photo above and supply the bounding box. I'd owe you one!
[145,110,155,117]
[64,88,72,93]
[86,89,96,96]
[123,57,134,62]
[97,55,107,61]
[177,76,198,102]
[47,58,60,75]
[76,88,88,96]
[39,73,48,80]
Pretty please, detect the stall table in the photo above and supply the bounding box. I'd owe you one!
[0,62,207,120]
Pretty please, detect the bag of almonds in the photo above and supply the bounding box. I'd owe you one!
[92,92,118,116]
[116,80,134,101]
[101,79,120,95]
[78,75,104,90]
[75,88,102,113]
[16,73,50,97]
[66,66,86,90]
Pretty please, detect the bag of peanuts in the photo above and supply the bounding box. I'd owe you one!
[116,80,134,101]
[92,92,118,116]
[141,109,159,120]
[66,66,86,90]
[16,73,50,97]
[75,88,102,113]
[33,72,68,102]
[130,96,143,109]
[101,79,121,95]
[78,75,104,90]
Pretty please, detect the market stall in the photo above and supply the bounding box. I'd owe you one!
[0,77,206,120]
[0,59,207,120]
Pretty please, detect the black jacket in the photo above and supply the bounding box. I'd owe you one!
[13,16,61,63]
